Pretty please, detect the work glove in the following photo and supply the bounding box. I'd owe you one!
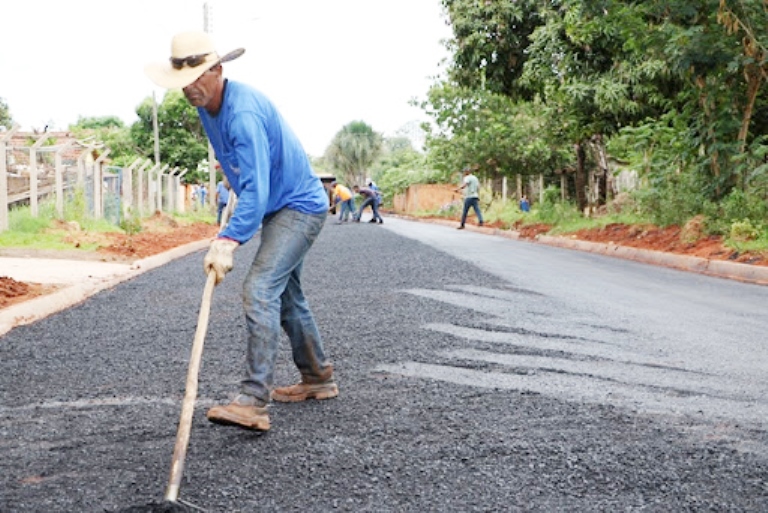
[203,238,239,285]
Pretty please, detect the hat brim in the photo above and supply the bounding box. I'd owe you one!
[144,48,245,89]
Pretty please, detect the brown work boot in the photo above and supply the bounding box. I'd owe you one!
[271,380,339,403]
[206,394,270,431]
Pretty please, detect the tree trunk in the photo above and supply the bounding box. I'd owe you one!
[574,142,588,214]
[593,134,610,204]
[737,63,764,189]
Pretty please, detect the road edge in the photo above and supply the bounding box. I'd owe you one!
[395,215,768,286]
[0,239,211,337]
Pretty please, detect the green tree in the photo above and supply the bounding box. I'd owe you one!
[421,82,569,186]
[369,136,431,200]
[73,115,124,130]
[324,121,383,186]
[69,116,141,166]
[442,0,542,101]
[130,90,208,183]
[520,1,685,210]
[653,0,768,197]
[0,97,13,128]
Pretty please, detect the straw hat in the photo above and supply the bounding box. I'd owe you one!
[145,31,244,89]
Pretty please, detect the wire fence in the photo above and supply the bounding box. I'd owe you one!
[0,128,208,232]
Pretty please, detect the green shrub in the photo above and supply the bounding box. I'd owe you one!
[535,186,581,225]
[729,219,763,242]
[8,204,52,233]
[119,216,143,235]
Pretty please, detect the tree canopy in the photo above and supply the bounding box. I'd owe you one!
[324,121,383,186]
[428,0,768,219]
[131,91,209,182]
[0,97,13,128]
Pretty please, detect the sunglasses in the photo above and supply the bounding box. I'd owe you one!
[170,52,212,70]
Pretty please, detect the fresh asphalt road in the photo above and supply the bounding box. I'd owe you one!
[1,216,767,512]
[382,218,768,437]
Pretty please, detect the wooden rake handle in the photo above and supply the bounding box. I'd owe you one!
[164,269,217,502]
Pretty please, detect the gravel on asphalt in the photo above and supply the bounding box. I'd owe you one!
[1,219,767,512]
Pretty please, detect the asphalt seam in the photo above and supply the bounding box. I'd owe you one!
[1,218,766,337]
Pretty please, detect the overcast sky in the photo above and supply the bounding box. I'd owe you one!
[0,0,452,156]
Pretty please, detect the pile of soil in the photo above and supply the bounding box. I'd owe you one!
[433,215,768,267]
[566,223,768,267]
[0,278,59,309]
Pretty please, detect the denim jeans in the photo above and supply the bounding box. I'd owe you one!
[461,197,484,226]
[339,199,355,221]
[241,208,332,403]
[354,197,382,222]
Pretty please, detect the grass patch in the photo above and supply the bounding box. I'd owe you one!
[0,199,215,251]
[0,230,100,251]
[173,210,217,225]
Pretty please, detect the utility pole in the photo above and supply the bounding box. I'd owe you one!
[152,91,160,165]
[204,1,216,211]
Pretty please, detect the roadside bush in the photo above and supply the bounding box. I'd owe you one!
[701,189,768,235]
[729,219,763,242]
[632,182,705,227]
[536,186,581,225]
[119,215,143,235]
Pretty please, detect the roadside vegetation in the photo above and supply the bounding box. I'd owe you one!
[2,1,767,257]
[364,1,768,256]
[0,197,215,253]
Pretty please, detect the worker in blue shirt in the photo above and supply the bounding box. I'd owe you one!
[146,31,338,432]
[215,174,231,225]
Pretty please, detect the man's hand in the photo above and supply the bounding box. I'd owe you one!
[203,238,239,285]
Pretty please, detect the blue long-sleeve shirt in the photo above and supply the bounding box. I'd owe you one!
[198,80,329,244]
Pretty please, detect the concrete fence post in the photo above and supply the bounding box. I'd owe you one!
[29,134,51,217]
[123,158,143,219]
[0,125,20,232]
[167,167,179,212]
[54,142,75,219]
[92,149,111,219]
[137,160,152,216]
[156,164,169,214]
[77,150,88,187]
[146,163,161,214]
[177,168,189,212]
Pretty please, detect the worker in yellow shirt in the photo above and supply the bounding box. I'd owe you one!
[330,181,356,223]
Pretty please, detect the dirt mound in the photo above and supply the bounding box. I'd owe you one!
[0,277,60,309]
[98,222,217,261]
[569,223,768,266]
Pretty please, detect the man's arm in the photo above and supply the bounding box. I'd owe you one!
[217,113,271,244]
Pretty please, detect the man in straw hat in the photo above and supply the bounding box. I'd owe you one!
[146,31,338,432]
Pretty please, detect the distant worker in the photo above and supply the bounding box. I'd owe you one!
[199,184,208,208]
[519,194,530,213]
[353,185,383,224]
[368,181,382,207]
[330,181,355,223]
[216,176,231,225]
[454,166,483,229]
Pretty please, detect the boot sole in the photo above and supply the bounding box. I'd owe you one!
[271,385,339,403]
[206,410,270,431]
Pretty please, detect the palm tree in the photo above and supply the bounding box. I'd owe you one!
[324,121,383,186]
